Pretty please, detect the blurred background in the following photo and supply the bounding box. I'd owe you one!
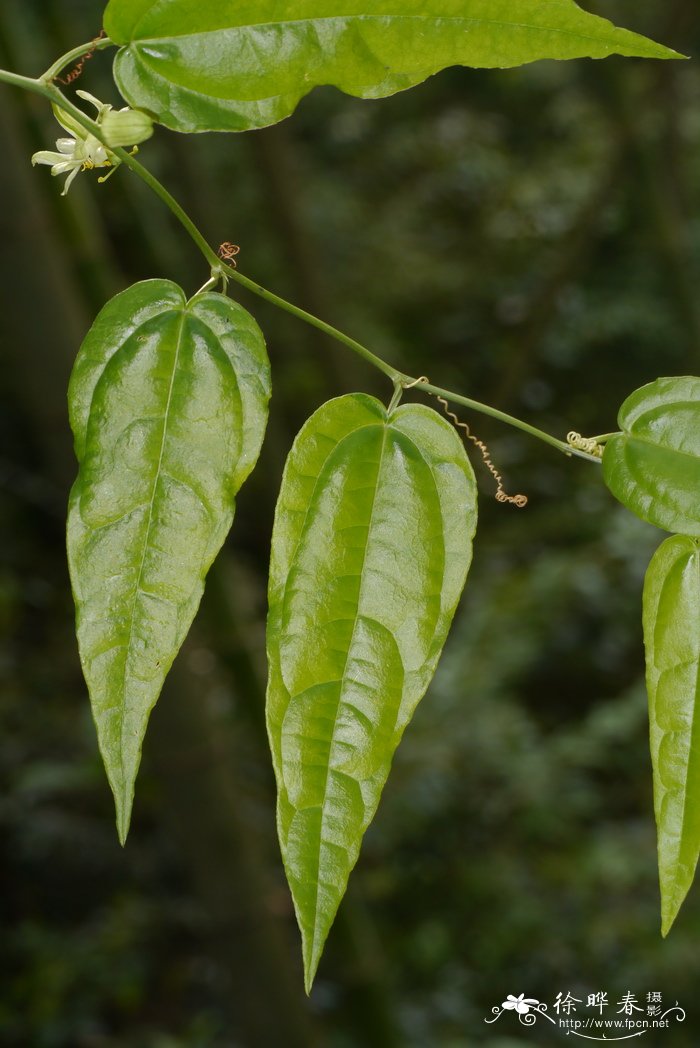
[0,1,699,1045]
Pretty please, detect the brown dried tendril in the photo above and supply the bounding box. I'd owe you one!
[53,30,107,85]
[218,242,240,267]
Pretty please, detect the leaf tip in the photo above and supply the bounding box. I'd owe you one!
[299,913,331,995]
[302,941,322,996]
[660,886,688,938]
[114,786,134,847]
[646,42,688,61]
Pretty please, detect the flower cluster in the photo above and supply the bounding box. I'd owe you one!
[31,90,153,195]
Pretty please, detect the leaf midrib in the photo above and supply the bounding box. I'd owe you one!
[307,423,389,973]
[277,417,383,619]
[663,547,700,894]
[117,308,187,798]
[127,13,652,56]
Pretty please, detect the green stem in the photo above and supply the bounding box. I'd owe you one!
[193,274,220,298]
[0,68,222,271]
[0,67,50,96]
[417,381,602,464]
[40,36,114,84]
[112,144,224,272]
[0,63,600,464]
[226,269,405,383]
[387,380,404,414]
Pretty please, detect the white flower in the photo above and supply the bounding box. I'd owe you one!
[31,90,153,195]
[502,993,540,1015]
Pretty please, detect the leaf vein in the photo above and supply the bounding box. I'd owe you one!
[117,310,187,794]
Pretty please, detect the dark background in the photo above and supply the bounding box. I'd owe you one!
[0,1,699,1045]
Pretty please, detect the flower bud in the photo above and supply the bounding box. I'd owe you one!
[101,108,154,148]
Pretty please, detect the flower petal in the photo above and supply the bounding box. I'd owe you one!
[31,150,65,167]
[61,164,82,195]
[78,134,109,167]
[76,89,111,117]
[52,103,85,139]
[50,159,80,176]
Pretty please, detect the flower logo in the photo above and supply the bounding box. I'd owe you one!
[502,993,540,1015]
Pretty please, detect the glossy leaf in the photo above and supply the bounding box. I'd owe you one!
[103,1,681,134]
[68,279,270,843]
[266,393,477,989]
[643,534,700,934]
[603,377,700,536]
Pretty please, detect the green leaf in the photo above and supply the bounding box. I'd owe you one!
[602,377,700,536]
[67,279,270,843]
[266,393,477,990]
[643,534,700,935]
[103,1,682,134]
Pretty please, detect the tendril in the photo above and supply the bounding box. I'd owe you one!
[53,30,106,85]
[566,431,604,458]
[403,377,527,507]
[218,241,240,267]
[437,395,528,506]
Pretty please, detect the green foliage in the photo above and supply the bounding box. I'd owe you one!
[643,534,700,935]
[266,394,476,989]
[103,0,681,133]
[1,0,696,997]
[67,280,270,843]
[603,377,700,536]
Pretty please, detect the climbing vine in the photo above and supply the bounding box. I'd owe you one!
[0,2,697,991]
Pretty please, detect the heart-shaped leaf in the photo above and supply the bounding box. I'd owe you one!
[68,279,270,842]
[603,376,700,536]
[103,1,681,134]
[643,534,700,934]
[266,393,477,990]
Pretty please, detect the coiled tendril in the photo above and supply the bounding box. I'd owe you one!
[53,30,107,85]
[566,431,604,458]
[218,242,240,267]
[403,377,528,508]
